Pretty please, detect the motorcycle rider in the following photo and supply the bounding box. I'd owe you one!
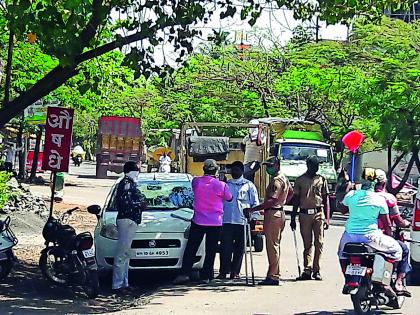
[337,168,402,292]
[375,169,412,297]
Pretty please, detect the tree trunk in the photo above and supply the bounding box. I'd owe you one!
[387,144,392,191]
[386,149,407,192]
[0,66,78,128]
[29,126,43,182]
[388,153,415,195]
[17,114,25,179]
[0,26,157,128]
[413,147,420,174]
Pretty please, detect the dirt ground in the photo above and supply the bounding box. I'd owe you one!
[1,202,164,314]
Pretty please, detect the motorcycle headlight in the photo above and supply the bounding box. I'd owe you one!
[100,224,119,240]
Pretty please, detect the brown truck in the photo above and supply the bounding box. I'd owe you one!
[95,116,142,178]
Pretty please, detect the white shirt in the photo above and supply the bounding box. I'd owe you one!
[159,155,171,173]
[5,146,22,163]
[5,147,15,162]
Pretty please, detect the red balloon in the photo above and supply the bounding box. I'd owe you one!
[342,131,365,153]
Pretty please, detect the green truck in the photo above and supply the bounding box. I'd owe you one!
[258,118,338,213]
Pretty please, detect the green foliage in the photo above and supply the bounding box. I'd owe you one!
[0,0,415,128]
[351,18,420,153]
[0,171,12,209]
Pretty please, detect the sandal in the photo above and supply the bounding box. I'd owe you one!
[395,288,412,298]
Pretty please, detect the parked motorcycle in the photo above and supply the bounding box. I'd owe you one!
[72,154,83,167]
[341,228,408,314]
[40,207,99,298]
[0,216,18,280]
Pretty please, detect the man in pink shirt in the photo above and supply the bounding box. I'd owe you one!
[174,159,233,285]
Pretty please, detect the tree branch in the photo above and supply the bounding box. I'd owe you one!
[79,0,108,48]
[388,153,415,195]
[0,26,166,128]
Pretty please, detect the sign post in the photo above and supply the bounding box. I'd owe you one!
[42,107,74,218]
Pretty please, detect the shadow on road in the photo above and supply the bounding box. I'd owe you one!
[0,261,252,314]
[295,309,402,314]
[0,261,162,314]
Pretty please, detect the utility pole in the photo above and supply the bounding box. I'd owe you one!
[315,16,320,43]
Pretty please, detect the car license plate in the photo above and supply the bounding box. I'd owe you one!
[82,248,95,259]
[136,249,169,257]
[345,264,367,276]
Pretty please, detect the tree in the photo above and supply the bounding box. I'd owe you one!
[0,0,413,128]
[350,18,420,193]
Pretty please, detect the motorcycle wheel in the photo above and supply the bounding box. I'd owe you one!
[351,283,371,315]
[0,258,14,280]
[39,250,69,285]
[83,270,99,299]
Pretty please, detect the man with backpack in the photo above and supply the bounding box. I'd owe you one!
[112,161,146,292]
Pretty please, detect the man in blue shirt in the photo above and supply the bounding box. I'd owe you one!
[217,161,259,279]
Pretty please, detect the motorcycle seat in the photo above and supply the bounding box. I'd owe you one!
[343,242,377,255]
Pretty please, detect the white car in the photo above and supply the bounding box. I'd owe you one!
[410,183,420,283]
[88,173,205,272]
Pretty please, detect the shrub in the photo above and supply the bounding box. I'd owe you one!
[0,171,12,209]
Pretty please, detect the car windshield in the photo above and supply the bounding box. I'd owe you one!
[107,180,194,211]
[280,143,333,164]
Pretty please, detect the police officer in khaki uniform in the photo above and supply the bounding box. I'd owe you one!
[290,156,329,281]
[245,157,292,285]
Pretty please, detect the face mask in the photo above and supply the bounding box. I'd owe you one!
[266,167,277,176]
[127,171,139,180]
[230,176,243,183]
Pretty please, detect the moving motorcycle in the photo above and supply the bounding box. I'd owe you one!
[0,216,18,280]
[72,154,83,167]
[40,207,99,298]
[341,227,410,314]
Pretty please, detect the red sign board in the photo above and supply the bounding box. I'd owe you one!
[26,151,44,172]
[42,107,74,172]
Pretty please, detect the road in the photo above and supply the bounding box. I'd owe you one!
[2,163,418,314]
[138,225,420,315]
[29,161,116,206]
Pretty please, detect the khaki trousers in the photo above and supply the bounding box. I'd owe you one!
[299,211,324,274]
[263,209,285,280]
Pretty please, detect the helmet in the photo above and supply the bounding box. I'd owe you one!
[375,169,387,183]
[362,168,376,181]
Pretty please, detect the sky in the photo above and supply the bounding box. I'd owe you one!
[114,2,350,66]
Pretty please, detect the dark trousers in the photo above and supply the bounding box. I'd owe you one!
[4,162,13,172]
[220,223,245,275]
[181,221,221,280]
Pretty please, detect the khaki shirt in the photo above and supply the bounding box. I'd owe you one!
[265,171,291,209]
[243,135,264,164]
[294,173,329,209]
